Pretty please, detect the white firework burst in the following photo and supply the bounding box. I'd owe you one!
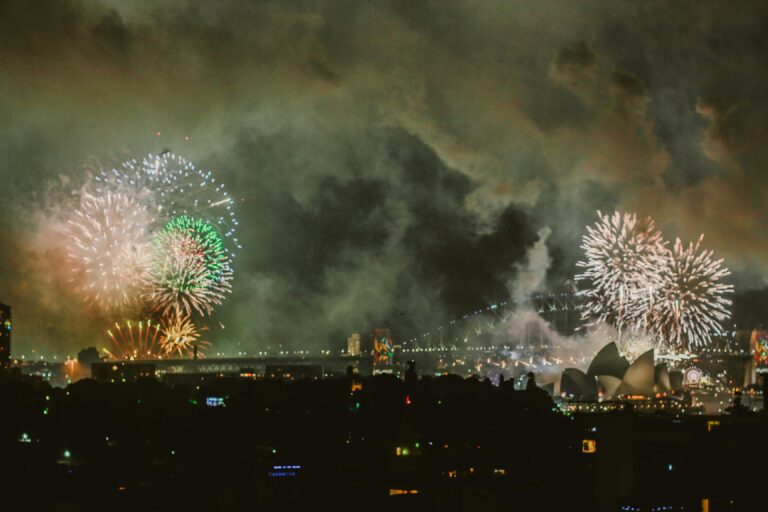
[93,153,241,256]
[576,211,668,333]
[615,327,656,363]
[650,235,733,350]
[67,191,153,310]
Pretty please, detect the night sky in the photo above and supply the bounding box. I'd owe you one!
[2,1,768,356]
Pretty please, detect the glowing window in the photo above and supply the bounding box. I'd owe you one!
[389,489,419,496]
[582,439,597,453]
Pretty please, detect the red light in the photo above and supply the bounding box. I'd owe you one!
[405,395,412,405]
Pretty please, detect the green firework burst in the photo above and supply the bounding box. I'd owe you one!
[149,215,233,316]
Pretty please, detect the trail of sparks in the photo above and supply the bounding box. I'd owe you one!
[64,153,241,359]
[575,211,667,333]
[649,236,733,350]
[106,319,163,360]
[94,153,241,255]
[148,215,233,317]
[576,211,733,352]
[67,191,152,310]
[159,313,210,358]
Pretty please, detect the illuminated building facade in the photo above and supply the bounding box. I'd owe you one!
[752,329,768,369]
[0,302,10,364]
[347,333,361,356]
[372,328,396,374]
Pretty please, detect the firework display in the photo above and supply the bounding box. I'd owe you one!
[615,328,656,363]
[577,211,733,353]
[67,191,153,310]
[649,236,733,349]
[63,153,238,359]
[575,211,667,332]
[105,319,163,360]
[93,153,240,255]
[148,215,233,316]
[159,312,210,357]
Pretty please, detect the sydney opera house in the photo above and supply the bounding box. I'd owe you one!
[559,342,684,401]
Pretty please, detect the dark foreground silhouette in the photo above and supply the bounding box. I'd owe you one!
[0,369,763,511]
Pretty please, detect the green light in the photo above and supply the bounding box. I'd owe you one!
[154,215,229,293]
[43,407,49,415]
[355,402,360,409]
[63,450,71,459]
[415,442,420,449]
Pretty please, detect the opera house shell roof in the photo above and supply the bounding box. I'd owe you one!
[560,342,683,400]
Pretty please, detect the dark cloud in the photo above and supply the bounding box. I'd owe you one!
[90,9,131,53]
[611,70,647,112]
[2,0,768,355]
[550,41,597,91]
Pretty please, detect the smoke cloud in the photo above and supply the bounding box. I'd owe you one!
[1,1,767,356]
[508,227,553,302]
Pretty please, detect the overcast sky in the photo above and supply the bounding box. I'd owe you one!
[2,1,768,356]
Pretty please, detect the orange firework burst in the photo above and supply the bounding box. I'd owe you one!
[105,319,163,360]
[159,313,210,358]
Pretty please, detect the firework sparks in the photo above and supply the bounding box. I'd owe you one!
[615,327,656,363]
[106,319,163,360]
[58,153,240,359]
[67,191,153,310]
[94,153,241,255]
[650,235,733,350]
[148,215,233,316]
[159,312,209,357]
[575,211,668,333]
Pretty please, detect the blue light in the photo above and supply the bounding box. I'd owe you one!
[268,471,298,478]
[206,397,225,407]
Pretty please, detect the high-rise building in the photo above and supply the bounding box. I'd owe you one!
[347,333,361,356]
[0,303,10,364]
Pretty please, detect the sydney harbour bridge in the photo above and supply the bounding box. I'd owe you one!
[96,292,584,379]
[401,292,583,351]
